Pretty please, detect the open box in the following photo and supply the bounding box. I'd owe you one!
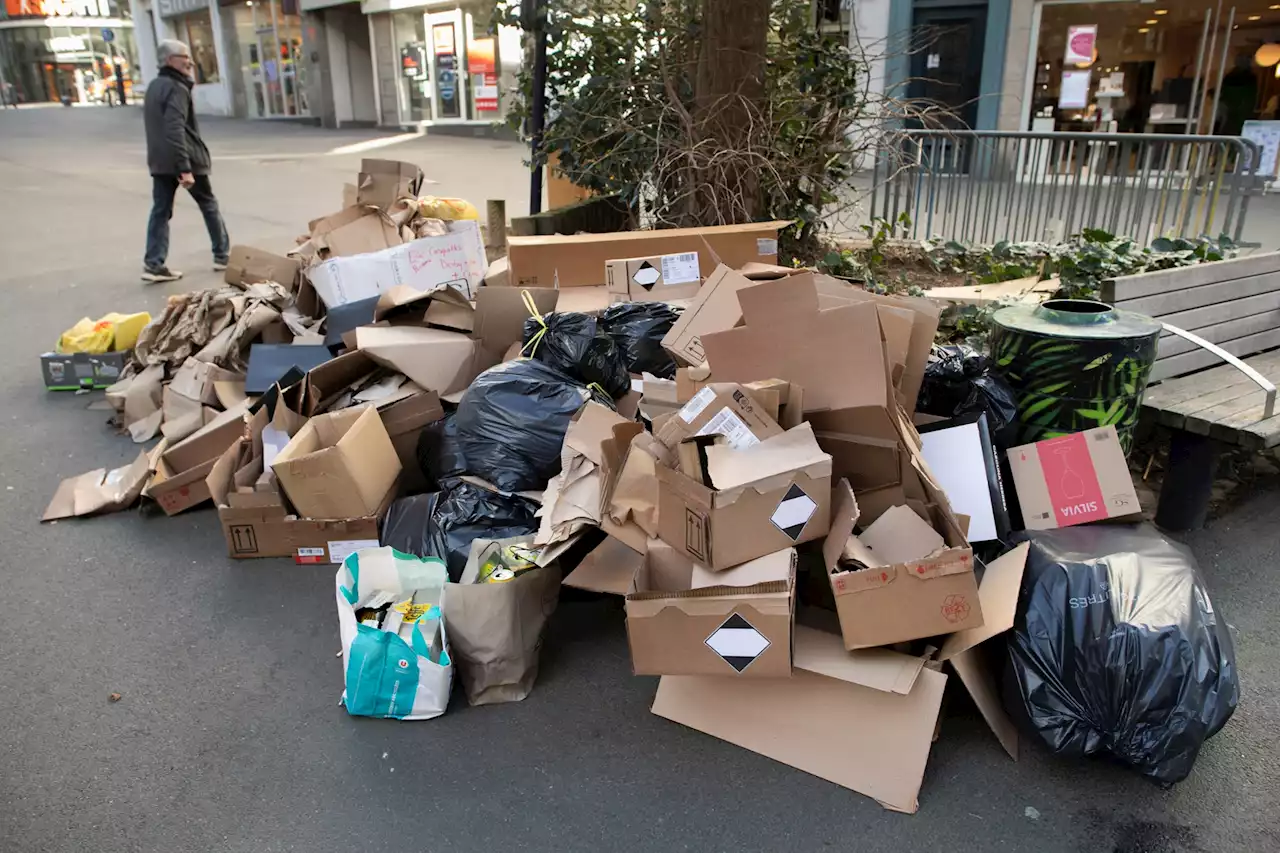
[654,422,832,571]
[625,542,795,678]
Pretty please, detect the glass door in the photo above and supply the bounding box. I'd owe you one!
[427,9,467,120]
[236,0,308,118]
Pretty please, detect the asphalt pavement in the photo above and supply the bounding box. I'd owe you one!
[0,106,1277,853]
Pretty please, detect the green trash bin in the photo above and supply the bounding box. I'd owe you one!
[989,299,1162,453]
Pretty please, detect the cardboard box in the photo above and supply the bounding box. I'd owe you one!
[626,543,795,677]
[306,221,487,308]
[660,265,757,366]
[652,544,1031,814]
[1006,425,1141,530]
[652,625,946,814]
[655,422,832,571]
[824,480,981,649]
[307,205,404,259]
[379,391,445,493]
[42,445,159,521]
[674,371,804,429]
[40,350,129,391]
[356,158,423,209]
[552,285,610,315]
[272,405,402,520]
[224,246,301,289]
[507,221,788,289]
[146,454,219,516]
[207,436,391,563]
[606,253,703,303]
[655,383,783,451]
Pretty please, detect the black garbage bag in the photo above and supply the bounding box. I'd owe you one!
[918,345,1018,444]
[1006,525,1238,784]
[414,412,466,491]
[521,311,630,399]
[380,482,540,581]
[601,302,682,378]
[454,359,601,493]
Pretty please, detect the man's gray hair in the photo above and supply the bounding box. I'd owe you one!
[157,39,191,65]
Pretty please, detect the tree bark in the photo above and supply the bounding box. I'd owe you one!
[692,0,770,224]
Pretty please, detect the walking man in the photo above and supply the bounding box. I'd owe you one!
[142,39,229,282]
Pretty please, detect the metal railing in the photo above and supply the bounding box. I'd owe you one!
[870,130,1263,245]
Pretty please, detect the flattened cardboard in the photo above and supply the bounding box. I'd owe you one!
[824,480,982,650]
[660,265,756,366]
[310,206,403,259]
[606,254,704,303]
[651,625,946,814]
[225,245,301,289]
[160,400,250,476]
[1006,425,1140,530]
[356,158,424,209]
[271,405,402,520]
[552,285,610,316]
[42,446,157,521]
[507,221,787,289]
[472,286,558,358]
[655,423,832,570]
[562,534,647,594]
[626,544,795,677]
[699,274,889,415]
[354,326,488,396]
[602,432,665,553]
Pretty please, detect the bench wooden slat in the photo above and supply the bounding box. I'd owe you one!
[1101,251,1280,302]
[1141,350,1280,431]
[1185,387,1276,436]
[1213,409,1280,448]
[1115,270,1280,318]
[1149,328,1280,381]
[1154,290,1280,354]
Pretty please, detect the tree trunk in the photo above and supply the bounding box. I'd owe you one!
[692,0,770,225]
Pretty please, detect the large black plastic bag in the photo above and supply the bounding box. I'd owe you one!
[601,302,682,377]
[381,483,539,581]
[918,345,1018,445]
[414,412,466,491]
[1006,525,1238,784]
[522,311,630,399]
[454,359,597,493]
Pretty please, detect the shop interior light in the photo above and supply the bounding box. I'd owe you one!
[1145,19,1159,25]
[1255,43,1280,66]
[1249,15,1262,21]
[1138,28,1150,34]
[1154,9,1168,14]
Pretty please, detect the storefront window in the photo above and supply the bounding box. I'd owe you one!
[178,10,220,84]
[1030,2,1280,135]
[231,0,307,118]
[0,22,139,105]
[394,10,430,123]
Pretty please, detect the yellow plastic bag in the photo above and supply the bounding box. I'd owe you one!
[56,311,152,354]
[418,196,480,221]
[57,318,114,355]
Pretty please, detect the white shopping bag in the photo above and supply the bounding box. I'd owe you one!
[336,547,453,720]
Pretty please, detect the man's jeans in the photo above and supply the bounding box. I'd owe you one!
[144,174,230,270]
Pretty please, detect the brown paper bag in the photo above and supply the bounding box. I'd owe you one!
[442,536,560,706]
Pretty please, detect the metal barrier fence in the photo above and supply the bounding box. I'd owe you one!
[870,130,1263,245]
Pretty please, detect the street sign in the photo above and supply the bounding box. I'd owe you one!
[102,29,115,43]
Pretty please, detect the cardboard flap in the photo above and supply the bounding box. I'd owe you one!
[355,325,482,395]
[938,542,1030,661]
[735,273,821,325]
[792,625,925,695]
[705,423,829,491]
[562,535,645,595]
[475,286,558,356]
[858,504,946,565]
[821,479,860,571]
[949,644,1020,759]
[690,548,793,590]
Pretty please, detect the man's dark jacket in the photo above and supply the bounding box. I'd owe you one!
[144,66,212,177]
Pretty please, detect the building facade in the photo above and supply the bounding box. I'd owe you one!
[0,0,142,104]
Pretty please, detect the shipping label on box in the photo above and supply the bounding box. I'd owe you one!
[1006,426,1140,530]
[606,253,704,303]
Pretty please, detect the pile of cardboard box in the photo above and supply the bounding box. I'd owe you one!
[39,159,1146,813]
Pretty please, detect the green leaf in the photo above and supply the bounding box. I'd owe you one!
[1082,228,1114,243]
[1083,353,1113,370]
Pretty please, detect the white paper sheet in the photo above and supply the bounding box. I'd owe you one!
[919,421,998,542]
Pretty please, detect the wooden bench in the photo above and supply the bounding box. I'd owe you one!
[1101,252,1280,530]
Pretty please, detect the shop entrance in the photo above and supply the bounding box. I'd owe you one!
[908,4,988,130]
[1027,1,1280,137]
[232,0,308,118]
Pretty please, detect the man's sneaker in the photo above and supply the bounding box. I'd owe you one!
[212,260,228,272]
[141,266,183,283]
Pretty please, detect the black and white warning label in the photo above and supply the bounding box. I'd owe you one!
[705,613,771,673]
[632,261,661,290]
[771,483,817,541]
